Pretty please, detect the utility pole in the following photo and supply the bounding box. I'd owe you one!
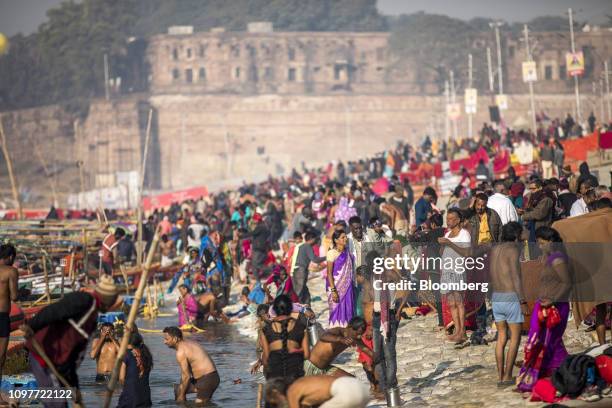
[468,53,474,139]
[444,80,450,140]
[599,78,605,123]
[490,21,504,95]
[568,8,582,124]
[104,53,110,101]
[486,47,494,96]
[605,60,611,122]
[450,70,458,140]
[523,24,537,132]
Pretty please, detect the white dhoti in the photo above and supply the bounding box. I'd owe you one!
[319,377,370,408]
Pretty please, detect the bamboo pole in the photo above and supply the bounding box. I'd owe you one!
[256,383,263,408]
[137,108,153,267]
[119,264,130,295]
[0,117,23,220]
[42,256,51,302]
[103,230,160,408]
[82,229,89,280]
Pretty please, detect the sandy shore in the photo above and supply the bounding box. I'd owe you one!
[231,273,599,407]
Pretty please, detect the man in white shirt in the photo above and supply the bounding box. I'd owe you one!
[570,187,598,218]
[487,180,518,226]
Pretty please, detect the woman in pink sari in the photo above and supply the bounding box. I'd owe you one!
[326,230,355,327]
[177,285,199,326]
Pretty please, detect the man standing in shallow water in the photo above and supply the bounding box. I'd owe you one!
[89,323,119,383]
[163,326,220,404]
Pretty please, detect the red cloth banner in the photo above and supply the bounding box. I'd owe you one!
[561,132,598,162]
[142,186,209,211]
[599,131,612,150]
[449,147,489,173]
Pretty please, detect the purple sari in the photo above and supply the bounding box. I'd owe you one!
[517,252,570,391]
[327,249,355,327]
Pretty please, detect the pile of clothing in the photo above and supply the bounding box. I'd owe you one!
[530,345,612,403]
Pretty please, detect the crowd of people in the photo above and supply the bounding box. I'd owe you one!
[2,115,612,407]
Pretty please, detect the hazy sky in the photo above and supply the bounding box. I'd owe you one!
[1,0,611,37]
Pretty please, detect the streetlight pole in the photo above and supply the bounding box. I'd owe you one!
[450,70,458,140]
[568,8,582,124]
[599,78,605,123]
[468,53,474,139]
[523,24,537,132]
[444,80,450,140]
[605,60,611,122]
[490,21,504,95]
[104,53,110,101]
[486,47,494,97]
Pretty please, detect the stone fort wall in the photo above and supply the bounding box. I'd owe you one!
[3,92,606,207]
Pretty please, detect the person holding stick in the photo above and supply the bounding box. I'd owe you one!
[20,275,119,408]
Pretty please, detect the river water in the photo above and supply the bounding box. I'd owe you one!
[79,313,259,407]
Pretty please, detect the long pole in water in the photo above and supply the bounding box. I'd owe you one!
[568,8,582,124]
[523,24,538,133]
[104,231,160,408]
[0,117,23,220]
[137,108,153,267]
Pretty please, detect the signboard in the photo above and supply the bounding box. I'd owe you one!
[446,103,461,121]
[495,94,508,111]
[522,61,537,82]
[566,51,585,77]
[464,88,478,114]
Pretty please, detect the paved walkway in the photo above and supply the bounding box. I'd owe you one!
[305,277,598,407]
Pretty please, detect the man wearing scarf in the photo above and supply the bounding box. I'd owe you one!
[520,179,555,241]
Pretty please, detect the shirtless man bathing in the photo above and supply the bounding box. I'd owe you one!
[0,244,18,403]
[265,375,370,408]
[163,326,220,404]
[489,222,528,387]
[304,316,369,377]
[89,323,119,383]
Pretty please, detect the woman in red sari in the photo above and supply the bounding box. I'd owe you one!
[264,265,299,304]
